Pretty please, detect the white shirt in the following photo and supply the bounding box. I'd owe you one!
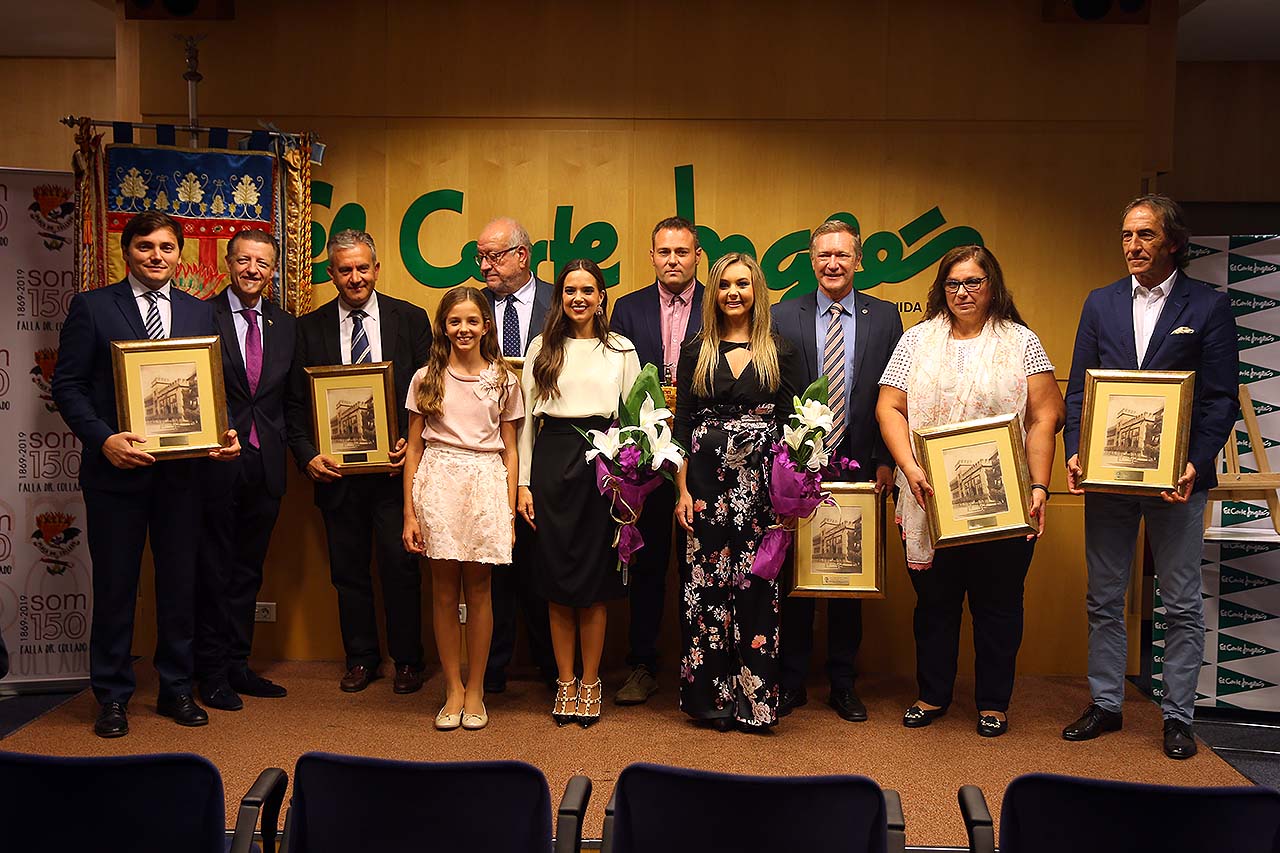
[338,290,383,364]
[129,274,172,338]
[226,288,263,366]
[1132,270,1174,366]
[497,274,537,353]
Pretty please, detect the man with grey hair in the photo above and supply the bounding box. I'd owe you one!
[286,228,431,695]
[474,216,557,692]
[773,219,903,723]
[1062,194,1238,759]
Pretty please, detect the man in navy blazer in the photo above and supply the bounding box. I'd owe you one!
[608,216,704,705]
[195,229,296,711]
[52,211,240,737]
[285,229,430,695]
[1062,194,1239,759]
[773,219,903,723]
[475,216,556,692]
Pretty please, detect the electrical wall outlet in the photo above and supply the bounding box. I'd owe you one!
[458,604,467,624]
[254,602,277,623]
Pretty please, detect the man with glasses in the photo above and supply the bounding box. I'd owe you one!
[475,217,557,693]
[608,216,705,705]
[1062,194,1238,759]
[286,229,431,695]
[772,219,903,722]
[195,229,296,711]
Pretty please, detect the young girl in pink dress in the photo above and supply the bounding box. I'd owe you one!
[403,286,523,731]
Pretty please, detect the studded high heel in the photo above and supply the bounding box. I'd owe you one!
[553,678,579,727]
[577,679,602,728]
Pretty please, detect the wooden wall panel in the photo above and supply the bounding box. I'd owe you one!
[0,59,115,171]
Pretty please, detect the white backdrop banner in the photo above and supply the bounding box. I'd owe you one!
[0,167,91,687]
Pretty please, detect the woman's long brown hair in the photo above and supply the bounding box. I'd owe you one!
[531,258,621,402]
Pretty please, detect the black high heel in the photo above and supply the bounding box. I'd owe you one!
[552,679,578,727]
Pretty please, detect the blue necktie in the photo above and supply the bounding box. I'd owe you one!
[502,295,520,357]
[350,310,371,364]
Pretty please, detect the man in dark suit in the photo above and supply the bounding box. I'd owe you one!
[475,216,556,692]
[1062,194,1239,759]
[195,229,296,711]
[285,229,430,694]
[608,216,704,704]
[52,210,240,737]
[773,219,903,723]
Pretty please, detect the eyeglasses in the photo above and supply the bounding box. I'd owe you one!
[944,276,988,293]
[814,251,855,264]
[474,246,521,266]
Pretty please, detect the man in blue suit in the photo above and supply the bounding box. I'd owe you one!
[609,216,704,704]
[773,219,903,723]
[52,211,240,737]
[195,229,296,711]
[1062,194,1239,759]
[476,216,556,692]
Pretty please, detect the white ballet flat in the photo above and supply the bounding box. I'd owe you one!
[461,704,488,730]
[435,706,463,731]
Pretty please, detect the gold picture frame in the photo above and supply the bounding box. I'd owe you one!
[305,361,399,474]
[789,483,886,598]
[110,335,228,460]
[912,412,1036,548]
[1078,369,1194,495]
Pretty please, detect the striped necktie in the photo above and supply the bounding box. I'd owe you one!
[144,291,165,340]
[350,309,371,364]
[823,302,847,449]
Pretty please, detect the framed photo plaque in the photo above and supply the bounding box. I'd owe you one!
[912,412,1037,548]
[305,361,399,473]
[789,483,886,598]
[1078,369,1194,495]
[111,335,228,460]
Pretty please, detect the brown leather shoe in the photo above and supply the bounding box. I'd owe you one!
[340,665,376,693]
[393,665,423,695]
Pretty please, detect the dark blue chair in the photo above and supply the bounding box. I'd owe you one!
[960,772,1280,853]
[600,762,905,853]
[279,752,590,853]
[0,750,287,853]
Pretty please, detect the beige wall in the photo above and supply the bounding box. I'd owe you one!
[86,0,1186,674]
[0,58,115,172]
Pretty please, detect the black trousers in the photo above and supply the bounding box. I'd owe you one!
[625,479,679,671]
[780,596,863,691]
[84,483,200,704]
[320,475,423,671]
[194,446,281,682]
[908,535,1035,712]
[487,518,555,681]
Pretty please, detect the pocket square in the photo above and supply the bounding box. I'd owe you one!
[1171,326,1195,335]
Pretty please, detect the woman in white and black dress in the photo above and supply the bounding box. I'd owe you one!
[517,259,640,728]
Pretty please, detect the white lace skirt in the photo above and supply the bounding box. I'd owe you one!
[411,442,512,565]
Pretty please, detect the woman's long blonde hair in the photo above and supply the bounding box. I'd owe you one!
[414,286,511,418]
[691,252,780,396]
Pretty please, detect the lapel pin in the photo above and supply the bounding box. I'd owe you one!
[861,308,868,314]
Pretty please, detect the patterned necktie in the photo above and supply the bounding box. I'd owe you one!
[823,302,847,450]
[144,291,165,340]
[502,294,520,357]
[241,308,262,448]
[350,309,371,364]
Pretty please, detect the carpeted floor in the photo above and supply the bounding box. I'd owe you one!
[0,660,1250,848]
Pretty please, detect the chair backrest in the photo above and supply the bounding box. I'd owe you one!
[608,762,888,853]
[1000,772,1280,853]
[0,750,226,853]
[287,752,552,853]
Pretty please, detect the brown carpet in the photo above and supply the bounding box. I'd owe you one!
[0,660,1249,847]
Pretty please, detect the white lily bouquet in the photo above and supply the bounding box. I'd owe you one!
[580,364,686,581]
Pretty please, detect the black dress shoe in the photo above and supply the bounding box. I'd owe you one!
[710,717,735,732]
[902,704,947,728]
[198,679,244,712]
[1163,718,1198,759]
[340,665,376,692]
[1062,703,1123,741]
[977,714,1008,738]
[228,668,287,698]
[393,665,424,695]
[157,693,209,727]
[829,687,868,722]
[778,687,808,717]
[94,702,129,738]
